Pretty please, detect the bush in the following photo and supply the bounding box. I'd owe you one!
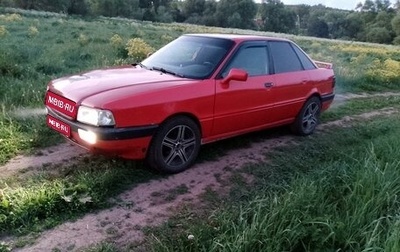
[109,34,123,48]
[78,33,89,46]
[125,38,154,62]
[0,13,22,22]
[366,58,400,87]
[0,25,8,37]
[27,26,39,37]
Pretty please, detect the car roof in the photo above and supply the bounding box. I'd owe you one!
[184,33,292,43]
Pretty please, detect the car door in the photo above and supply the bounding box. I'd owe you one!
[212,42,276,137]
[267,41,313,123]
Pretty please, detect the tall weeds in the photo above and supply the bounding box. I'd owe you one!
[150,117,400,251]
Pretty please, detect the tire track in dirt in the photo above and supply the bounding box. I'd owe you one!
[331,91,400,108]
[0,143,86,179]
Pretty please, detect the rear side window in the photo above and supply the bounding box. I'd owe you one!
[292,45,317,70]
[269,41,303,74]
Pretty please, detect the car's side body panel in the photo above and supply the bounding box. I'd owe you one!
[269,70,311,122]
[211,75,276,139]
[270,69,334,120]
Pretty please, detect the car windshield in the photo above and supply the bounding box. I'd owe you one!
[141,35,234,79]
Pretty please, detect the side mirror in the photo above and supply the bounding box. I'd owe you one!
[221,68,248,85]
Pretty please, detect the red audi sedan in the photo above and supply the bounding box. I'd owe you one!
[45,34,335,173]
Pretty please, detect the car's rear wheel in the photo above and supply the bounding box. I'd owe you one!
[291,96,321,136]
[146,116,201,173]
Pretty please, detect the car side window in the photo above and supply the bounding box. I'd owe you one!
[269,41,303,74]
[292,45,317,70]
[221,46,269,77]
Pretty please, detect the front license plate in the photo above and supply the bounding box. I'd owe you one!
[47,115,71,137]
[46,92,77,118]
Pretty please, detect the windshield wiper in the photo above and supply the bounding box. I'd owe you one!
[133,62,148,69]
[151,66,184,78]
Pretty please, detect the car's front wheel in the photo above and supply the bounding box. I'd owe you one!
[146,116,201,173]
[291,96,321,136]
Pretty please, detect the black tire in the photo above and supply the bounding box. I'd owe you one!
[291,96,321,136]
[146,116,201,174]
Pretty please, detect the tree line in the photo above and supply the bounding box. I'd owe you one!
[1,0,400,44]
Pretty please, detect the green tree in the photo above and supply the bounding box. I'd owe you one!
[227,12,242,28]
[67,0,89,15]
[295,4,311,31]
[0,0,15,7]
[323,11,348,39]
[215,0,257,29]
[152,0,171,14]
[183,0,205,17]
[156,5,173,22]
[374,11,395,31]
[202,0,217,25]
[139,0,151,8]
[357,0,391,12]
[391,14,400,35]
[392,14,400,43]
[13,0,38,9]
[349,1,395,43]
[341,13,365,40]
[366,27,392,43]
[139,0,170,14]
[307,17,329,38]
[169,0,186,22]
[13,0,68,12]
[142,8,155,20]
[90,0,139,17]
[259,0,295,33]
[375,0,391,11]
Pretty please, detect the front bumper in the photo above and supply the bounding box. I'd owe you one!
[47,107,158,159]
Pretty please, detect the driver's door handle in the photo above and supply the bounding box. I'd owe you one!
[264,82,274,88]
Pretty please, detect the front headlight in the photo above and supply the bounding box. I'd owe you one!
[77,106,115,126]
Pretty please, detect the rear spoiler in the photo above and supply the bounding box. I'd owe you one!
[314,61,333,69]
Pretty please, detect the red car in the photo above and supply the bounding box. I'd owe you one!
[45,34,335,173]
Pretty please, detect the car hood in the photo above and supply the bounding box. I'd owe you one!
[48,65,189,104]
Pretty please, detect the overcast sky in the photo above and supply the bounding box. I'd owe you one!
[256,0,397,10]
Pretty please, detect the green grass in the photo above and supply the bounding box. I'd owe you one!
[0,156,159,236]
[148,115,400,251]
[1,10,400,164]
[0,111,62,165]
